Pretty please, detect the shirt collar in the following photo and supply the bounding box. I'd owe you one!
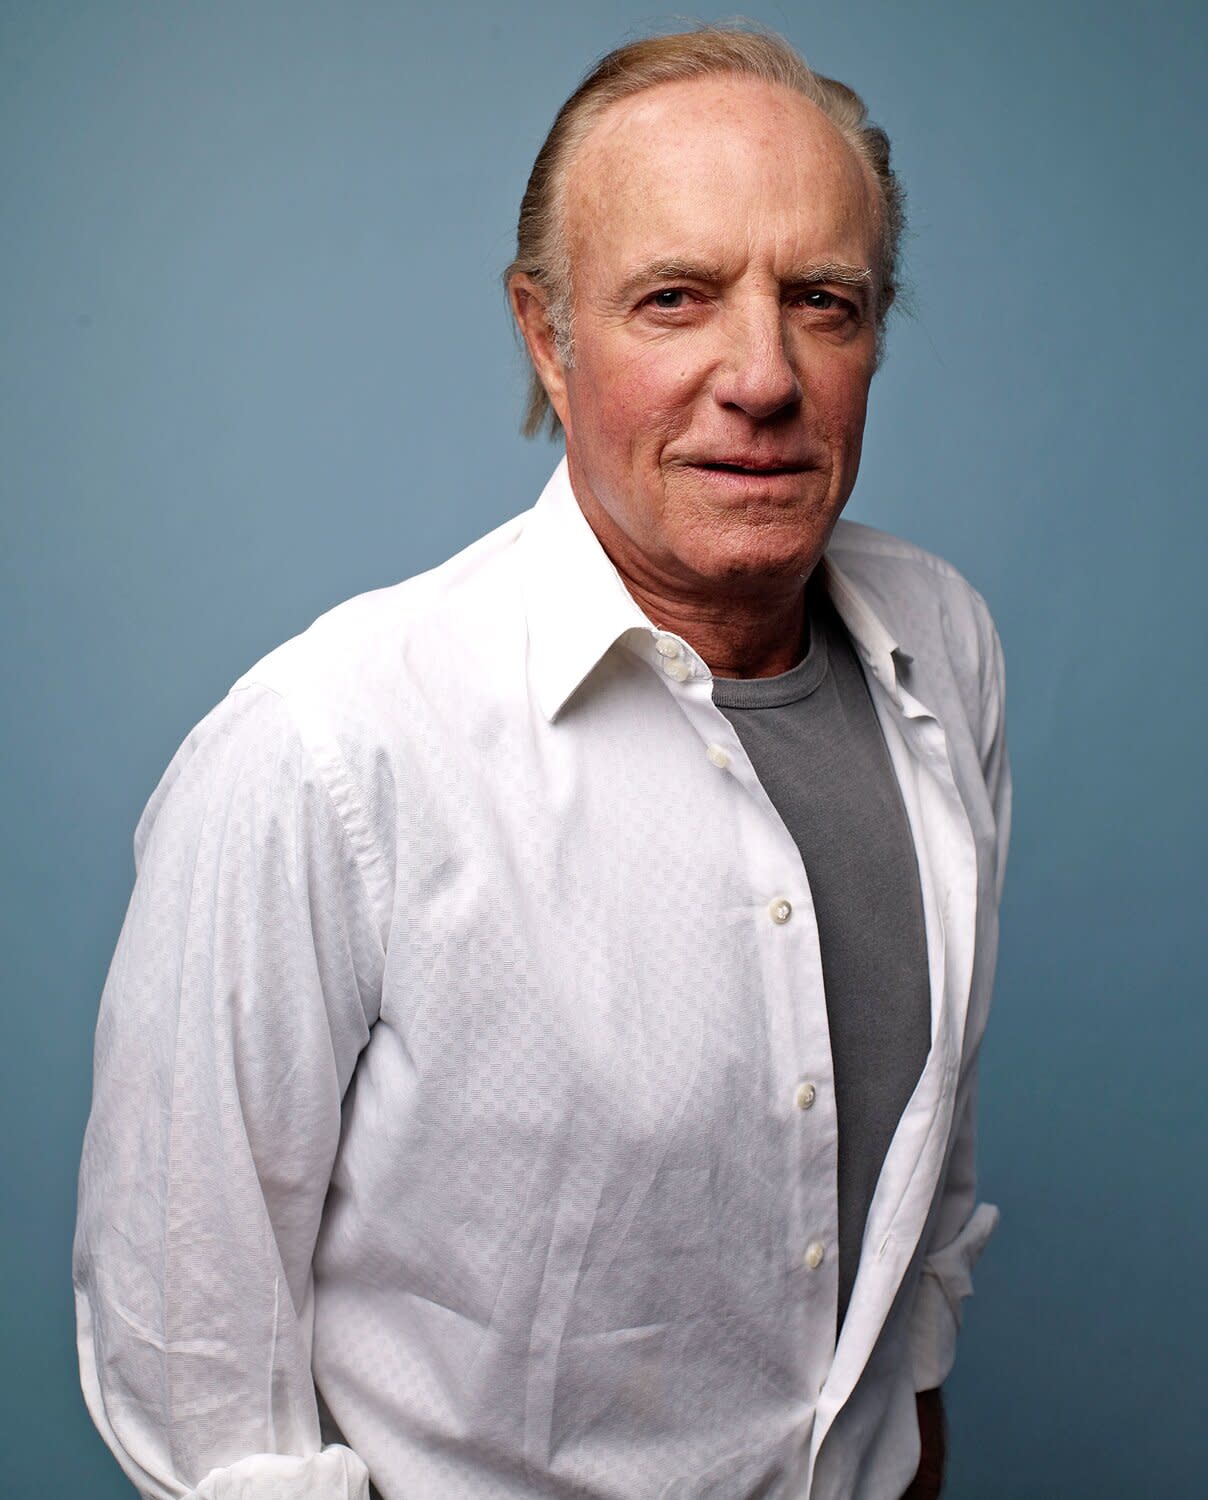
[518,458,655,722]
[819,551,913,689]
[517,457,911,722]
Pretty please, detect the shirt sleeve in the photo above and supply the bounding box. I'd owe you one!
[73,683,384,1498]
[908,605,1011,1393]
[907,1091,1000,1392]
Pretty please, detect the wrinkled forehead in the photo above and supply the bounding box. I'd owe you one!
[564,74,882,290]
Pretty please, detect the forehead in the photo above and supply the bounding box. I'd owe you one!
[565,74,881,288]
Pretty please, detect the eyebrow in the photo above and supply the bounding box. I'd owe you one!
[612,259,728,303]
[612,257,874,304]
[791,261,874,289]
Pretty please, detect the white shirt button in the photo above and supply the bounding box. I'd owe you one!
[794,1081,817,1111]
[768,897,792,924]
[655,635,681,658]
[665,660,691,683]
[804,1241,826,1270]
[706,744,730,770]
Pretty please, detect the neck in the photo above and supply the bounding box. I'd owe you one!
[565,458,826,679]
[621,573,809,678]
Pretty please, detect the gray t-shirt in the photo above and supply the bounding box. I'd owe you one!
[712,580,930,1328]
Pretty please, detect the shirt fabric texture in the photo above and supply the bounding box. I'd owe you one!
[75,459,1010,1500]
[711,581,931,1333]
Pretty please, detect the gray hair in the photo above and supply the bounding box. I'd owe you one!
[504,23,906,438]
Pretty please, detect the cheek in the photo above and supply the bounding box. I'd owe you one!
[575,350,696,459]
[806,362,872,450]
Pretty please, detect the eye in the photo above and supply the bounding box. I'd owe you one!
[801,289,851,314]
[649,288,688,309]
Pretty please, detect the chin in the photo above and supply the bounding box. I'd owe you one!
[682,542,822,591]
[689,520,832,582]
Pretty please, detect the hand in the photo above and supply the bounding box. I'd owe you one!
[899,1387,946,1500]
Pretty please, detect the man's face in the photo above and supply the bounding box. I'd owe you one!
[541,74,883,599]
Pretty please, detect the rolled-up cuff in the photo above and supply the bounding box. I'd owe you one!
[188,1446,369,1500]
[908,1200,999,1391]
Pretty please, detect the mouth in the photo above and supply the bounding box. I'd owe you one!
[693,462,804,474]
[689,459,812,476]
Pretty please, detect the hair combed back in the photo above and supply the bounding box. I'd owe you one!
[505,24,906,438]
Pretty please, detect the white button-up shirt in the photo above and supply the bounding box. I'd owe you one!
[75,459,1009,1500]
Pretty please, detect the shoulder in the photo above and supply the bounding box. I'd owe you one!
[232,509,530,708]
[136,511,532,925]
[828,518,998,631]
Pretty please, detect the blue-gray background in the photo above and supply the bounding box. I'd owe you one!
[3,2,1205,1496]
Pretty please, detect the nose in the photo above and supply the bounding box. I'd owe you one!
[712,300,803,420]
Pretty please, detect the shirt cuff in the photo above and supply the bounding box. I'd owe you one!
[908,1200,1000,1392]
[187,1446,369,1500]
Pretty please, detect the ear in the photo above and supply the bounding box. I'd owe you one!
[509,273,571,430]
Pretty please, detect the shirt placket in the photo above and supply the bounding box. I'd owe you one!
[639,627,843,1402]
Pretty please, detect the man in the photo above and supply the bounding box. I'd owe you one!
[75,26,1008,1500]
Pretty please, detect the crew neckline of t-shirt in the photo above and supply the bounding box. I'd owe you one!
[710,588,831,710]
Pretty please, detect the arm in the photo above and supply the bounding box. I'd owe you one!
[74,685,383,1498]
[907,606,1010,1441]
[902,1388,946,1500]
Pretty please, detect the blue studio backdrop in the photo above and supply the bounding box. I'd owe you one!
[3,3,1206,1496]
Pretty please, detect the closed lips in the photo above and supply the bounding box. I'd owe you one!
[703,463,803,473]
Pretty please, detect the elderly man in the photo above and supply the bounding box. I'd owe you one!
[75,26,1008,1500]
